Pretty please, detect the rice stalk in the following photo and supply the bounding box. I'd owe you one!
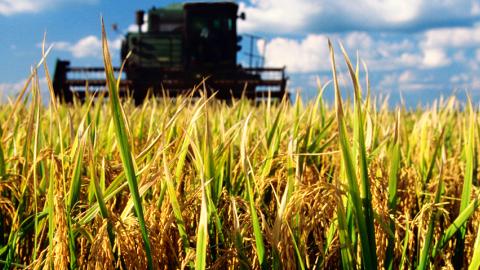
[100,19,152,270]
[417,155,444,270]
[329,39,377,270]
[432,197,479,258]
[453,96,477,268]
[385,110,401,270]
[340,44,377,267]
[241,113,266,269]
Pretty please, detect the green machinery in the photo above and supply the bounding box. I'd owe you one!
[53,2,288,103]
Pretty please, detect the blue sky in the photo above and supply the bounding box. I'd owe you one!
[1,0,480,106]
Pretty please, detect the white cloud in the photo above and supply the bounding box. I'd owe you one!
[418,25,480,70]
[0,0,39,15]
[473,1,480,15]
[53,35,123,59]
[421,25,480,49]
[401,24,480,69]
[238,0,321,34]
[450,73,469,83]
[378,71,440,92]
[398,70,416,83]
[421,48,451,68]
[263,34,330,73]
[0,0,97,16]
[238,0,480,34]
[261,22,475,74]
[261,32,427,73]
[397,53,422,67]
[236,1,480,95]
[331,0,422,28]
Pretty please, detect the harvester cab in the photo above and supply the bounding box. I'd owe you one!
[52,2,288,104]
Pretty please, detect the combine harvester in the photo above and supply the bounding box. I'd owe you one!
[52,2,288,104]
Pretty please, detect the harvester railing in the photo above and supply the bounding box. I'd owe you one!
[53,59,288,102]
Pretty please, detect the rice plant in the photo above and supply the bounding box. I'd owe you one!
[0,27,479,270]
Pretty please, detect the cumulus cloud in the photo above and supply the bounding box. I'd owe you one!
[450,73,469,83]
[239,0,480,34]
[413,24,480,68]
[421,24,480,49]
[258,26,480,94]
[398,70,416,83]
[378,71,441,92]
[0,0,39,15]
[53,35,123,59]
[238,0,321,34]
[261,20,480,74]
[0,0,97,16]
[262,35,330,73]
[261,32,442,73]
[421,48,451,68]
[236,0,480,95]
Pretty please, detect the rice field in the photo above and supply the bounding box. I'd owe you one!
[1,26,480,269]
